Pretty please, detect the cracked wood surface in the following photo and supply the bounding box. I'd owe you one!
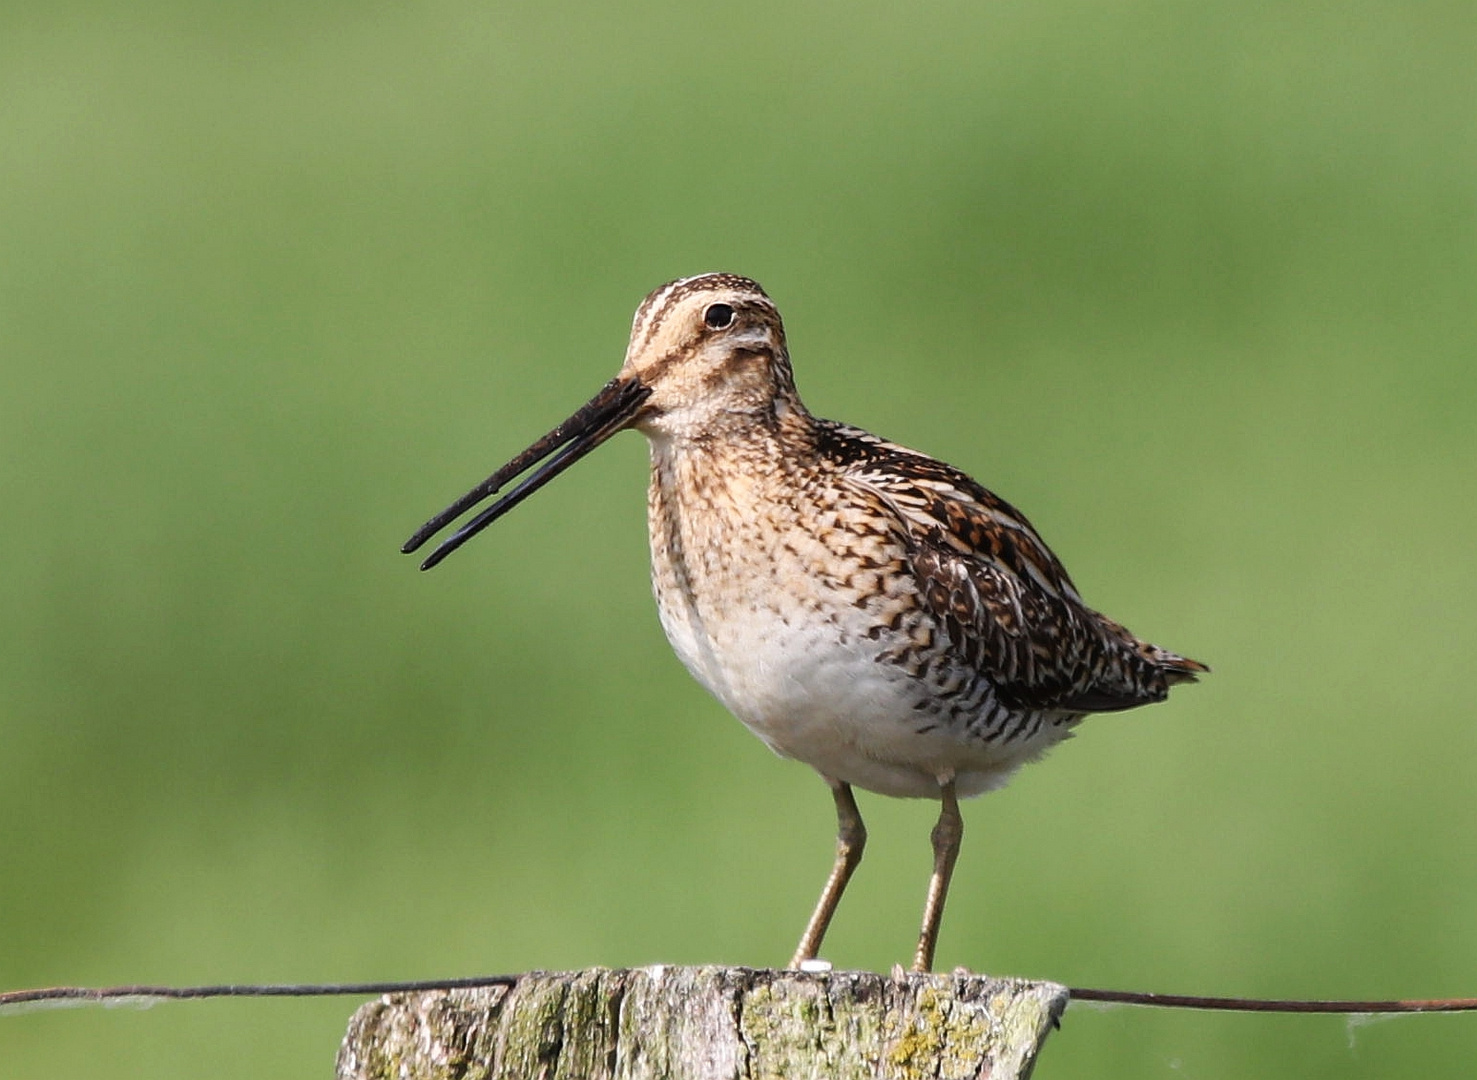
[336,967,1067,1080]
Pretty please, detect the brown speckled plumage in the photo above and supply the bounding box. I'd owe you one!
[405,272,1206,972]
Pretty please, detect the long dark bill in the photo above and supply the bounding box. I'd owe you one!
[402,376,651,571]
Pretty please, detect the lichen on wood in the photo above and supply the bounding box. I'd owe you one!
[337,967,1066,1080]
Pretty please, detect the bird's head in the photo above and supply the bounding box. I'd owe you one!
[618,273,798,441]
[403,273,798,569]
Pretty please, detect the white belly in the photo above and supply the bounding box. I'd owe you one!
[654,576,1059,799]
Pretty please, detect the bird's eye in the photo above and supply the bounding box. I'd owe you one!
[704,303,735,329]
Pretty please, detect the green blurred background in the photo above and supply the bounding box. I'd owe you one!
[2,1,1475,1075]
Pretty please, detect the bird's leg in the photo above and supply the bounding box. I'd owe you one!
[789,780,867,969]
[911,779,963,973]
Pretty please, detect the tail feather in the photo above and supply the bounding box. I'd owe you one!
[1155,648,1210,684]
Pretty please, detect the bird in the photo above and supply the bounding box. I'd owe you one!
[402,272,1206,972]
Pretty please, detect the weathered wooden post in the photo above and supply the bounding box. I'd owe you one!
[337,966,1066,1080]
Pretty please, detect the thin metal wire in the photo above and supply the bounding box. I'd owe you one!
[0,976,516,1011]
[1066,986,1477,1013]
[5,975,1477,1015]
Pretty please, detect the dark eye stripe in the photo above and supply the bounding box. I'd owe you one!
[704,303,735,329]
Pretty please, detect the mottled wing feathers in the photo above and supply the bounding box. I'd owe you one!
[816,421,1205,714]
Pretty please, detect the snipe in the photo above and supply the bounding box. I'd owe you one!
[404,273,1206,972]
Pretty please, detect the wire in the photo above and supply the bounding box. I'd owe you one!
[1066,986,1477,1013]
[0,976,516,1012]
[4,974,1477,1015]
